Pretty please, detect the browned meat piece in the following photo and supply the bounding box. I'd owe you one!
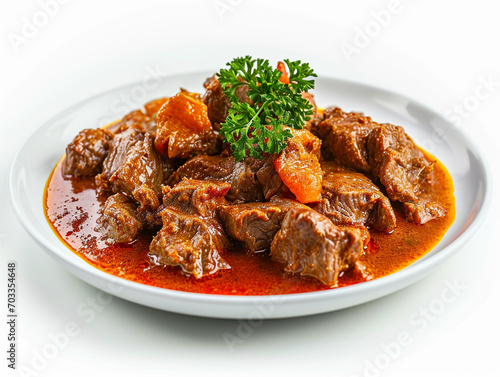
[317,108,439,224]
[229,158,266,203]
[301,92,324,131]
[167,155,256,202]
[168,154,282,203]
[99,128,143,182]
[149,179,231,278]
[219,197,306,251]
[201,75,253,130]
[168,155,234,185]
[314,162,396,232]
[133,185,162,229]
[235,84,252,104]
[315,107,376,173]
[155,92,223,159]
[336,224,371,251]
[150,213,231,278]
[219,156,282,202]
[251,156,283,200]
[351,225,371,248]
[353,260,374,281]
[326,121,375,173]
[97,128,163,209]
[160,157,177,183]
[315,106,373,138]
[63,128,112,177]
[304,112,325,133]
[161,178,231,217]
[111,131,163,199]
[96,193,143,244]
[270,207,364,286]
[107,109,156,137]
[403,201,446,224]
[202,76,231,130]
[214,156,284,202]
[367,124,433,202]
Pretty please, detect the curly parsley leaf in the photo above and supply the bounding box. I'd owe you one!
[218,56,317,161]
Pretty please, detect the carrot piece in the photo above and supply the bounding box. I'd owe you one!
[274,129,323,203]
[155,92,212,158]
[144,97,168,117]
[277,61,290,84]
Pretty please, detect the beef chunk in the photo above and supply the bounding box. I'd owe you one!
[304,112,325,133]
[167,155,254,202]
[224,156,282,202]
[228,158,266,203]
[202,76,231,130]
[350,225,371,248]
[99,128,143,183]
[160,157,178,183]
[367,124,433,202]
[353,260,374,281]
[315,107,376,174]
[317,108,438,223]
[106,98,167,137]
[133,185,162,229]
[314,162,396,232]
[235,84,252,104]
[107,109,156,137]
[149,179,231,278]
[97,128,163,209]
[301,92,324,132]
[155,92,223,159]
[202,75,253,131]
[403,201,446,224]
[274,128,323,203]
[161,178,231,217]
[315,106,373,139]
[150,214,231,278]
[168,155,234,185]
[63,128,112,177]
[96,193,143,244]
[168,155,282,203]
[219,197,306,251]
[251,156,283,200]
[270,207,364,286]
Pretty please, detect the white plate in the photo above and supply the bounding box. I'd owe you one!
[9,71,491,319]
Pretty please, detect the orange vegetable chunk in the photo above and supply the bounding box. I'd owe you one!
[277,61,290,84]
[144,97,168,117]
[274,128,323,203]
[155,92,213,158]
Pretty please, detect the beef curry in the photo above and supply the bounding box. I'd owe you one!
[44,58,455,295]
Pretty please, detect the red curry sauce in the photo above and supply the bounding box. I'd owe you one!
[44,151,455,295]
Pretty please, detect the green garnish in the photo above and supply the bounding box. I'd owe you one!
[218,56,317,161]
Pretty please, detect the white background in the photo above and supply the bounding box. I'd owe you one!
[1,0,499,376]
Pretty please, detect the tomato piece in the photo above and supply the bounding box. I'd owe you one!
[277,61,290,84]
[274,129,323,203]
[155,92,213,158]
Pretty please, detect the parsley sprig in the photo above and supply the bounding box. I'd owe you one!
[217,56,317,161]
